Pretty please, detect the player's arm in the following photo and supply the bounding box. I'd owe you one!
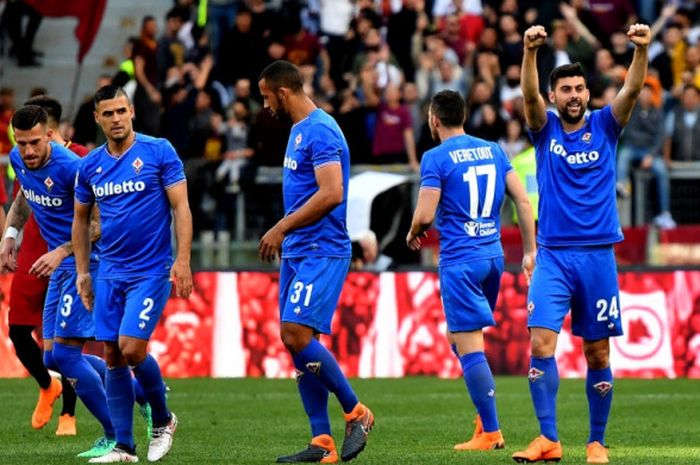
[30,205,101,278]
[505,170,537,284]
[72,200,94,309]
[521,25,548,131]
[612,24,650,126]
[258,163,343,262]
[0,190,32,272]
[406,188,441,251]
[166,181,193,299]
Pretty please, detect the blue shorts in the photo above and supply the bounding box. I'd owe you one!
[94,274,171,342]
[279,256,350,334]
[527,246,623,340]
[439,257,504,332]
[43,266,97,340]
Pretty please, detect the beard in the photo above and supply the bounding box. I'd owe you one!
[559,100,586,124]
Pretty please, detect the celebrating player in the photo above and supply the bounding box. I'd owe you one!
[406,89,536,452]
[2,105,116,458]
[512,24,651,464]
[258,60,374,464]
[72,85,192,463]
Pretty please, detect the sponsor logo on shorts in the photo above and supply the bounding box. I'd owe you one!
[294,306,301,315]
[306,361,321,376]
[528,367,544,382]
[139,321,146,330]
[593,381,613,397]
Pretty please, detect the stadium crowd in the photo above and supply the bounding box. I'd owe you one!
[2,0,700,241]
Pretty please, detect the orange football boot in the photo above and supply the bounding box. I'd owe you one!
[32,377,62,429]
[56,414,77,436]
[512,435,563,463]
[586,441,609,464]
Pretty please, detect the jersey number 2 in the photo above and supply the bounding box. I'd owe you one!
[139,298,154,321]
[463,164,496,218]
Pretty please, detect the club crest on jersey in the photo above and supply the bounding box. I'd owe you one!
[582,132,592,142]
[528,367,544,382]
[294,133,302,148]
[527,301,535,316]
[306,361,322,376]
[593,381,613,397]
[132,157,144,174]
[295,369,304,383]
[44,176,54,191]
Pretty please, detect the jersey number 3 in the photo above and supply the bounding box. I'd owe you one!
[463,164,496,219]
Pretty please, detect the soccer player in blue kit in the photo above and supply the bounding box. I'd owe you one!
[512,24,651,464]
[72,85,193,463]
[406,90,537,452]
[258,60,374,464]
[1,105,117,458]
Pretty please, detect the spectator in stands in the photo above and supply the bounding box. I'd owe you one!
[216,8,266,90]
[2,0,42,66]
[72,74,112,149]
[133,15,162,135]
[587,0,637,46]
[207,0,238,58]
[157,7,187,83]
[650,23,687,92]
[0,87,15,156]
[371,83,419,171]
[664,84,700,164]
[617,84,675,229]
[498,117,528,160]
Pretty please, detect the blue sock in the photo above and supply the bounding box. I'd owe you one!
[450,343,459,358]
[85,354,147,405]
[293,339,359,414]
[43,349,58,371]
[132,355,170,426]
[459,351,499,432]
[52,343,115,439]
[106,366,135,449]
[85,354,107,380]
[586,367,613,444]
[529,356,559,442]
[293,362,331,437]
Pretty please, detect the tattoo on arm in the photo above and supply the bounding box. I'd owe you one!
[8,193,32,230]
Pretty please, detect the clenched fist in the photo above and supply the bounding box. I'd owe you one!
[627,23,651,47]
[524,25,547,50]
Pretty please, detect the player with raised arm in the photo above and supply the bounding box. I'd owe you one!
[406,89,537,452]
[258,60,374,464]
[512,24,651,465]
[1,105,117,458]
[72,85,192,463]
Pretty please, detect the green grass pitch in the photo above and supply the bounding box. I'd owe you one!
[1,377,698,464]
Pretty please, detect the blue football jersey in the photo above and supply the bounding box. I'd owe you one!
[528,105,623,246]
[281,109,351,258]
[11,142,93,270]
[420,134,512,267]
[74,133,186,277]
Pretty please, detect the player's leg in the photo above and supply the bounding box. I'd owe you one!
[572,246,621,464]
[32,280,63,430]
[441,258,503,451]
[89,277,138,463]
[275,259,336,463]
[513,248,570,463]
[279,257,372,462]
[9,324,51,389]
[118,275,176,462]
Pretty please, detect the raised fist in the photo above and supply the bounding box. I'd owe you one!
[524,25,547,50]
[627,23,651,47]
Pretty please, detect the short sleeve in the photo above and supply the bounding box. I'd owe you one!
[598,105,623,139]
[495,143,513,176]
[309,125,343,169]
[420,151,441,190]
[74,158,95,205]
[159,140,186,189]
[526,111,556,147]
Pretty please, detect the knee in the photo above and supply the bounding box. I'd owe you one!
[118,340,147,366]
[584,345,609,369]
[104,343,127,368]
[530,331,556,358]
[280,325,312,354]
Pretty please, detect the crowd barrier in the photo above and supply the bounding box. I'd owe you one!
[1,270,699,379]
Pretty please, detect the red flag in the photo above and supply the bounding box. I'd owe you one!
[24,0,107,63]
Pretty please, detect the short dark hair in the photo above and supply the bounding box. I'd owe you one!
[24,95,62,125]
[258,60,304,93]
[93,85,131,108]
[11,105,48,131]
[549,62,587,91]
[430,90,466,128]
